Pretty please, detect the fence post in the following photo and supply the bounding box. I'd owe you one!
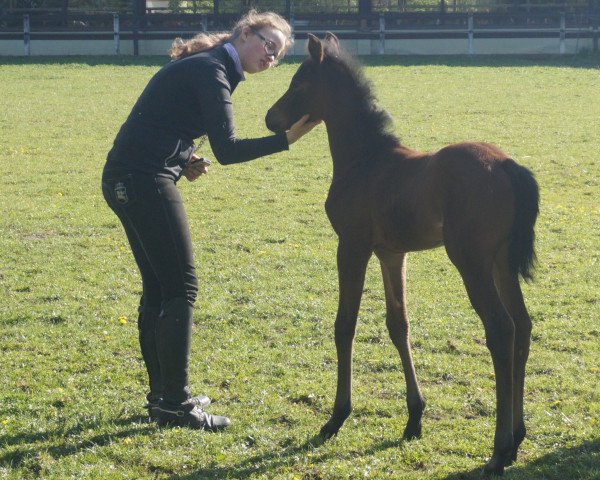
[113,14,120,55]
[290,13,295,42]
[559,12,566,54]
[201,14,207,32]
[594,15,599,52]
[379,13,385,54]
[133,0,145,56]
[24,14,30,56]
[468,13,474,55]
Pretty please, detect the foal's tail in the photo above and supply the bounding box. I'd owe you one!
[502,159,540,282]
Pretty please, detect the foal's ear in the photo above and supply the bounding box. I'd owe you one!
[324,31,340,51]
[307,33,324,63]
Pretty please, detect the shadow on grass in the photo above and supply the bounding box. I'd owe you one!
[168,434,415,480]
[1,52,599,69]
[2,411,598,479]
[443,437,600,480]
[0,413,332,478]
[357,52,600,69]
[0,414,155,470]
[170,434,600,480]
[0,55,167,67]
[170,433,334,480]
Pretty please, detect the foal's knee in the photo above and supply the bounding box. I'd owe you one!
[514,315,532,340]
[385,315,409,345]
[334,319,356,343]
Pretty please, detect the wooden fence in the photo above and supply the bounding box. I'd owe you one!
[1,3,599,55]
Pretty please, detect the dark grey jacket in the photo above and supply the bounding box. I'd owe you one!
[106,44,288,179]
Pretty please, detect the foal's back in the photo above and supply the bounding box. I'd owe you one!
[366,141,516,254]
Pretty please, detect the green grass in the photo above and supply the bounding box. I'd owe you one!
[0,53,599,479]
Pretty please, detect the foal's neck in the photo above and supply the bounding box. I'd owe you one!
[323,76,397,179]
[325,114,368,160]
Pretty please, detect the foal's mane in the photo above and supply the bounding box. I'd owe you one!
[322,40,400,154]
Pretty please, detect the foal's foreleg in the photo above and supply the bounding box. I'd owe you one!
[320,240,371,438]
[378,252,425,439]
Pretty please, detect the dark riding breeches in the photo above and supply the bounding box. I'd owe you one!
[102,169,198,404]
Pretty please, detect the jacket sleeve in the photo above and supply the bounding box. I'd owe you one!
[195,63,289,165]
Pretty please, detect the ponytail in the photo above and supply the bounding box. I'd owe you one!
[169,9,293,60]
[170,32,231,59]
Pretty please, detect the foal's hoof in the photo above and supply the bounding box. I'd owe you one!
[506,447,518,466]
[403,418,422,440]
[503,444,521,468]
[319,422,340,439]
[508,428,525,465]
[483,456,506,476]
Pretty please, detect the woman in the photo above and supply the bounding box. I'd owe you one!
[102,10,318,431]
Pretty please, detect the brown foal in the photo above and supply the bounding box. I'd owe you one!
[266,33,539,475]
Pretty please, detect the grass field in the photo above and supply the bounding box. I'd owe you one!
[0,53,599,479]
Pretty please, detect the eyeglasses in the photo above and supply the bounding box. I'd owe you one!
[251,28,278,59]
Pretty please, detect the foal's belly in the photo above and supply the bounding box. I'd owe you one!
[373,210,444,253]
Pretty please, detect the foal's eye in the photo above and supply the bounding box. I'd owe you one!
[292,70,308,83]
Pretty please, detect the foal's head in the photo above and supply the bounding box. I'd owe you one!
[265,33,342,133]
[266,33,398,154]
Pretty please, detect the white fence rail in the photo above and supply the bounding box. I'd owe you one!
[2,11,599,56]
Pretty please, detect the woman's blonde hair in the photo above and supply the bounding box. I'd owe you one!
[169,10,293,60]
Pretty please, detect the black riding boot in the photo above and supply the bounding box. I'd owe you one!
[155,296,193,404]
[138,298,163,402]
[154,296,231,431]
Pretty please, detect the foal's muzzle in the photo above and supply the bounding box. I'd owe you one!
[265,108,284,133]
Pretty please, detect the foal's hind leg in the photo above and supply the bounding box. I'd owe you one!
[493,246,532,465]
[377,251,425,439]
[320,239,372,438]
[448,248,515,475]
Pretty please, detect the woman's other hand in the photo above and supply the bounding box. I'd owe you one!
[286,114,321,145]
[182,154,210,182]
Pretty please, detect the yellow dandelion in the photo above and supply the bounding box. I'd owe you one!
[118,316,128,325]
[57,192,63,197]
[591,367,598,373]
[123,438,132,445]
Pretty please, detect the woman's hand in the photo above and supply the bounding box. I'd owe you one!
[182,154,210,182]
[286,114,322,145]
